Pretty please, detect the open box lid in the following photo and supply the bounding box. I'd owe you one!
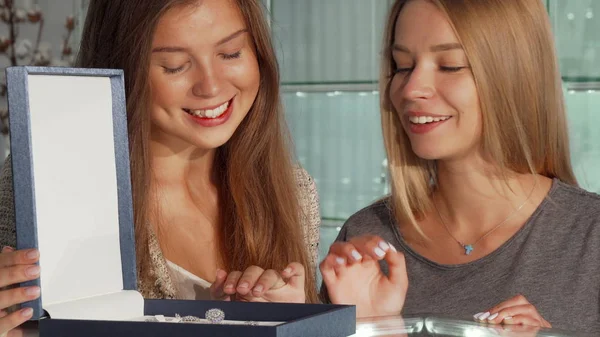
[6,66,138,320]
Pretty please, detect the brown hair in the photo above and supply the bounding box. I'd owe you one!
[380,0,577,231]
[77,0,317,302]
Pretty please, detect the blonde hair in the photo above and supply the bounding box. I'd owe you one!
[380,0,577,231]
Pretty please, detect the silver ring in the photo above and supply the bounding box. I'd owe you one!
[205,308,225,323]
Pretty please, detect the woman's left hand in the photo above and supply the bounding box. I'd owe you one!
[222,263,306,303]
[474,294,551,328]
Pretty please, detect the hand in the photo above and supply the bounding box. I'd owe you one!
[474,294,552,328]
[0,246,41,335]
[219,263,306,303]
[320,235,408,318]
[209,269,232,301]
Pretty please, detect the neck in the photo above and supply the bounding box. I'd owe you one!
[149,128,218,201]
[432,156,539,239]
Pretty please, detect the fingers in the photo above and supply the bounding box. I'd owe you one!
[236,266,265,296]
[0,308,33,335]
[327,242,363,265]
[320,254,343,287]
[251,269,284,297]
[0,249,39,269]
[487,294,530,314]
[476,295,551,328]
[0,264,41,289]
[281,262,305,290]
[223,271,242,296]
[209,269,230,301]
[383,248,407,286]
[0,286,40,311]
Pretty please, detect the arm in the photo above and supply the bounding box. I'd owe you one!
[295,168,321,269]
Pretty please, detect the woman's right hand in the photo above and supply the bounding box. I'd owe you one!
[0,246,41,334]
[320,235,408,318]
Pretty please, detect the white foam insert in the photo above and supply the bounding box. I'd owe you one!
[44,290,144,321]
[27,75,134,317]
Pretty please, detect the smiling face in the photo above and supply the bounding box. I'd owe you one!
[148,0,260,152]
[389,0,482,161]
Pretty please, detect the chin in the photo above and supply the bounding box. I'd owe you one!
[410,144,445,161]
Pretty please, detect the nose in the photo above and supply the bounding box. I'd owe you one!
[191,62,222,98]
[401,66,435,101]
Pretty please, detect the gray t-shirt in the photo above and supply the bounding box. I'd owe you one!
[326,179,600,333]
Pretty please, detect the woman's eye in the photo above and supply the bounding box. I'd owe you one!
[440,66,465,72]
[162,66,185,74]
[394,67,413,74]
[221,51,242,60]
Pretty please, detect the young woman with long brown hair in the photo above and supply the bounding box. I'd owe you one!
[321,0,600,333]
[0,0,321,333]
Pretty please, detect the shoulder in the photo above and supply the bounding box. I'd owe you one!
[547,179,600,217]
[538,179,600,233]
[292,167,319,207]
[339,198,396,241]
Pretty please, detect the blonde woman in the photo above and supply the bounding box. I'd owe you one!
[0,0,321,333]
[320,0,600,333]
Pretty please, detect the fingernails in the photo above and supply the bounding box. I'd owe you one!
[351,250,362,261]
[487,313,499,321]
[26,266,40,277]
[473,312,485,320]
[478,312,491,320]
[374,247,386,258]
[21,308,33,318]
[378,241,390,251]
[283,267,292,274]
[238,282,248,289]
[253,285,263,293]
[25,286,40,297]
[26,249,39,260]
[335,257,345,265]
[2,246,14,253]
[504,316,513,321]
[390,244,398,252]
[224,284,234,290]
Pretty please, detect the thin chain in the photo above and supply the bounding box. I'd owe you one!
[433,178,538,250]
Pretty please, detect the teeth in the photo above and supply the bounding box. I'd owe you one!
[186,101,230,118]
[409,115,451,124]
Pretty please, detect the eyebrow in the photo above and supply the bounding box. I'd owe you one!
[152,29,248,53]
[392,42,463,53]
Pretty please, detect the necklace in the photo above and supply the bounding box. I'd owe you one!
[433,179,537,255]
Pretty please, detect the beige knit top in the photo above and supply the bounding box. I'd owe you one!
[0,155,321,299]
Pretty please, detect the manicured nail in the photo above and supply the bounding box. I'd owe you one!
[473,312,485,320]
[21,308,33,317]
[503,316,513,321]
[25,286,40,297]
[374,247,386,257]
[390,244,397,252]
[487,313,499,321]
[253,285,263,293]
[26,266,40,277]
[283,267,292,274]
[378,241,390,251]
[26,249,39,260]
[335,257,345,265]
[238,282,248,289]
[351,250,362,261]
[478,312,491,320]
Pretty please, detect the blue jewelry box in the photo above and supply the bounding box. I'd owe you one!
[6,66,356,337]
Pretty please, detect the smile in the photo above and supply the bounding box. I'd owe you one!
[408,115,452,124]
[183,98,233,119]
